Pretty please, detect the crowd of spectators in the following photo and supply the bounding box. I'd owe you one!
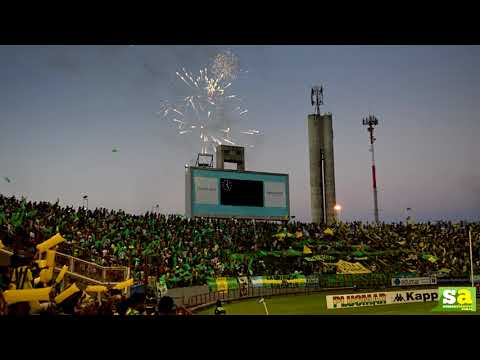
[1,195,479,290]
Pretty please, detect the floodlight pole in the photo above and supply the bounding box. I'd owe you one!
[362,115,380,224]
[469,227,474,287]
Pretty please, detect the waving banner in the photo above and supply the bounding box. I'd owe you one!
[207,277,239,292]
[249,275,306,288]
[336,260,371,274]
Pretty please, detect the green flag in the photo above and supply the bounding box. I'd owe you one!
[257,250,269,257]
[248,257,254,275]
[286,248,302,257]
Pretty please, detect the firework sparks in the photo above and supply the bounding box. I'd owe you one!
[211,50,240,81]
[159,51,261,154]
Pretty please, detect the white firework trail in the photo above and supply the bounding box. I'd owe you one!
[158,51,262,154]
[223,138,235,145]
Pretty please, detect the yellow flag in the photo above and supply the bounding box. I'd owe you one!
[113,278,134,290]
[3,287,52,305]
[55,283,80,304]
[303,245,312,255]
[36,233,65,253]
[55,265,68,284]
[44,250,56,282]
[39,269,50,284]
[46,250,56,268]
[323,228,334,236]
[85,285,108,293]
[35,260,48,269]
[215,277,228,292]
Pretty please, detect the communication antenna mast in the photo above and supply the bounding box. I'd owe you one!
[362,114,380,224]
[311,85,324,116]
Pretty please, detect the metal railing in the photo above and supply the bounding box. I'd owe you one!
[55,252,129,285]
[184,284,329,309]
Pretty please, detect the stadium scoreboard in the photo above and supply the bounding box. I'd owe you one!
[185,167,290,220]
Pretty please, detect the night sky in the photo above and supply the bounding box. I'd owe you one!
[0,45,479,223]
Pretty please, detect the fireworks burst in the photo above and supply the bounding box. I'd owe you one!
[211,50,241,81]
[159,52,260,154]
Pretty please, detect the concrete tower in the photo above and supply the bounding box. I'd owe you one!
[321,113,337,224]
[308,113,325,224]
[308,112,337,225]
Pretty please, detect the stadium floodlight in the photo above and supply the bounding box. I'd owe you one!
[82,195,88,210]
[334,204,342,222]
[362,114,380,224]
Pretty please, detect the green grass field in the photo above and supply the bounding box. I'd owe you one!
[196,289,480,315]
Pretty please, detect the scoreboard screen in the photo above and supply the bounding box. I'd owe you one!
[186,167,289,220]
[220,178,264,207]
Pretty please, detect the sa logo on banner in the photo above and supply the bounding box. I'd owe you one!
[432,287,476,312]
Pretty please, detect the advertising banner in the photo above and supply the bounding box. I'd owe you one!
[391,276,437,287]
[326,291,388,309]
[326,288,439,309]
[194,177,218,205]
[264,182,286,208]
[388,288,438,304]
[433,287,476,312]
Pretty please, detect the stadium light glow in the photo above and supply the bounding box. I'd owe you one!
[334,204,342,212]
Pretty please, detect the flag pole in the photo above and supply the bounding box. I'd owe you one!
[259,297,269,315]
[263,301,269,315]
[469,227,474,287]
